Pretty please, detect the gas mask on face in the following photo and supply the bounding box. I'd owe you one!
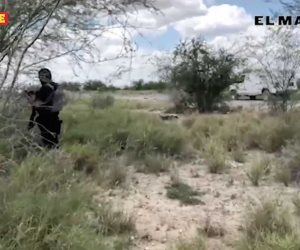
[38,68,52,85]
[39,75,51,84]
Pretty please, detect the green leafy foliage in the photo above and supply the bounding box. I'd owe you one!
[171,37,242,112]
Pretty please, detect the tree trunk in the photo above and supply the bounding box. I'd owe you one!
[280,90,290,112]
[196,93,214,113]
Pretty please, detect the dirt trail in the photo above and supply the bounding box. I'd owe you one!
[114,92,271,112]
[114,93,170,102]
[97,152,298,250]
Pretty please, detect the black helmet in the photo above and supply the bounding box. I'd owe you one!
[38,68,52,81]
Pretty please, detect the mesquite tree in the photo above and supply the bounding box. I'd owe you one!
[171,38,241,113]
[243,26,300,112]
[0,0,157,107]
[0,0,158,159]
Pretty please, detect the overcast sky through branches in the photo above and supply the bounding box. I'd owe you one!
[19,0,285,87]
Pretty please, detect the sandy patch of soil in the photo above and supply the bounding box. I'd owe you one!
[96,151,298,250]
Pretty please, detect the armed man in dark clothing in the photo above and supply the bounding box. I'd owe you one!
[28,68,63,149]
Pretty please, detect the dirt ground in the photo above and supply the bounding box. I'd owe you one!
[73,90,295,112]
[96,151,298,250]
[113,92,269,112]
[91,91,299,250]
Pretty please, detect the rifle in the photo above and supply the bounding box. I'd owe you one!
[24,90,38,130]
[28,106,37,130]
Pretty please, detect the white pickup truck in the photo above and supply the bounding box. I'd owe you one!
[229,74,299,100]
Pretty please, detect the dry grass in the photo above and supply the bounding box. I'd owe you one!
[237,200,300,250]
[137,154,173,174]
[91,94,115,109]
[116,99,171,111]
[170,238,206,250]
[274,159,291,187]
[204,138,228,174]
[231,145,246,163]
[202,216,225,238]
[166,172,203,205]
[247,157,271,186]
[169,233,206,250]
[292,193,300,217]
[283,142,300,183]
[187,111,300,155]
[0,153,135,250]
[92,204,135,236]
[63,106,189,157]
[3,91,300,249]
[97,158,128,188]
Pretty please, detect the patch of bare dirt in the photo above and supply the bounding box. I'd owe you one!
[95,151,298,250]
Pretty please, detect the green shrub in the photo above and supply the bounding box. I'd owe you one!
[64,143,100,174]
[188,113,255,153]
[92,204,135,236]
[204,139,227,174]
[217,123,242,152]
[245,201,292,240]
[171,38,240,113]
[231,146,246,163]
[247,157,271,186]
[182,116,196,129]
[63,107,188,158]
[202,216,225,238]
[8,153,76,193]
[63,108,133,148]
[138,154,172,174]
[116,99,170,111]
[130,120,188,157]
[166,181,202,205]
[274,160,291,187]
[237,200,299,250]
[245,116,297,153]
[260,120,293,153]
[0,153,134,249]
[91,94,115,109]
[292,193,300,217]
[97,158,128,188]
[285,143,300,182]
[238,234,300,250]
[169,89,194,114]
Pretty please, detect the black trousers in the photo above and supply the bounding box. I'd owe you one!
[36,111,62,148]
